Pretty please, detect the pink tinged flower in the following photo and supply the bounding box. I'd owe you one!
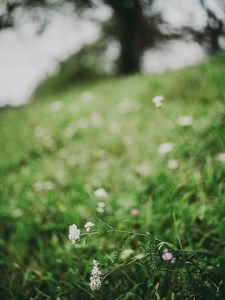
[68,224,80,244]
[131,208,140,217]
[162,249,174,262]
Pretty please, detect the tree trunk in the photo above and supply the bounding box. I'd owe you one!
[107,0,144,75]
[207,22,223,54]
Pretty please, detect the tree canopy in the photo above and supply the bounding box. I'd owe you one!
[1,0,225,74]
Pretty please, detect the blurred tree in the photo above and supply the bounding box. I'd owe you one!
[0,0,224,75]
[104,0,147,74]
[0,0,166,74]
[181,0,225,54]
[0,1,16,29]
[101,1,166,74]
[199,0,225,54]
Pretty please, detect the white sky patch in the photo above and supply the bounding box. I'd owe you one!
[142,40,206,74]
[204,0,225,20]
[0,11,101,106]
[155,0,207,30]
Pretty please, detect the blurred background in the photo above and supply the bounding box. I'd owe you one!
[0,0,224,106]
[1,1,225,299]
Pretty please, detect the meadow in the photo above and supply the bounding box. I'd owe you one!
[0,53,225,299]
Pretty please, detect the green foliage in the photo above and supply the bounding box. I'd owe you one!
[35,40,111,97]
[0,52,225,299]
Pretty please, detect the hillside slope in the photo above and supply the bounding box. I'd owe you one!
[0,53,225,299]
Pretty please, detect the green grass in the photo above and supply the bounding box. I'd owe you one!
[0,53,225,299]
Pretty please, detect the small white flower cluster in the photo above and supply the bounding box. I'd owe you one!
[94,188,108,198]
[68,224,102,291]
[50,100,64,112]
[177,115,193,126]
[94,188,107,213]
[81,91,94,103]
[90,259,102,291]
[68,222,95,244]
[90,112,102,128]
[109,121,121,134]
[135,163,151,177]
[152,95,165,107]
[158,143,174,155]
[152,97,192,170]
[120,249,134,260]
[216,153,225,162]
[96,201,105,213]
[117,98,140,114]
[167,159,178,170]
[68,224,80,244]
[33,181,55,191]
[84,221,95,232]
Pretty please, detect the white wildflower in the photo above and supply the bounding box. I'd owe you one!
[109,121,121,133]
[120,249,134,260]
[84,221,95,232]
[216,153,225,162]
[96,207,104,213]
[33,181,55,191]
[117,98,140,114]
[90,112,102,128]
[43,181,55,190]
[78,117,89,129]
[158,143,174,154]
[50,101,64,112]
[177,116,193,126]
[68,224,80,244]
[11,208,23,218]
[134,253,145,260]
[123,136,133,146]
[152,95,164,107]
[90,260,102,291]
[98,202,105,208]
[42,135,55,149]
[96,201,105,213]
[81,91,94,103]
[64,123,77,138]
[135,164,151,176]
[94,188,108,198]
[34,126,46,138]
[167,159,178,170]
[117,98,132,114]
